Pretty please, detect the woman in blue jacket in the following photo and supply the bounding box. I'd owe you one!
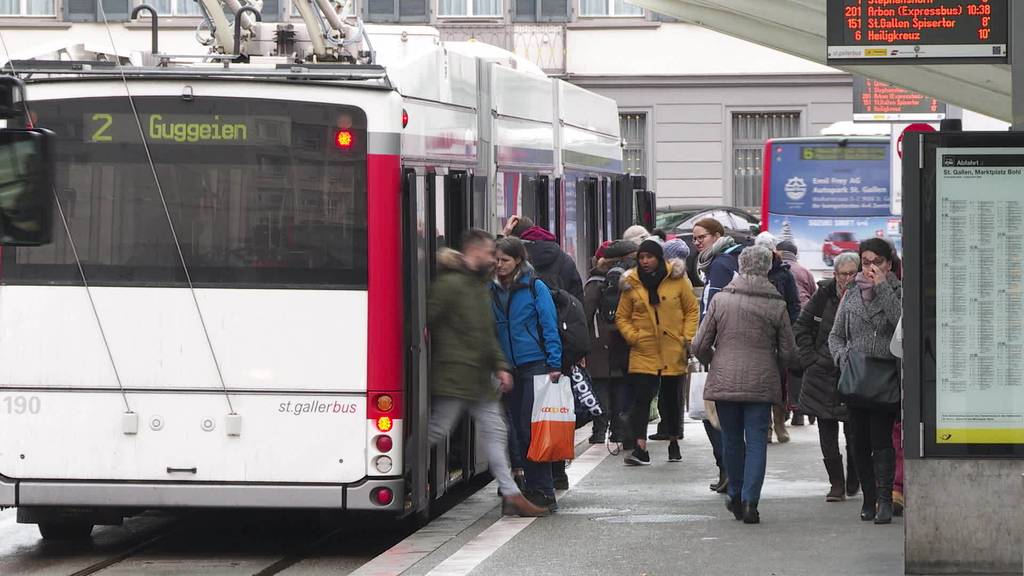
[492,236,563,510]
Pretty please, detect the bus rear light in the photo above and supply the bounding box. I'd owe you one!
[375,394,394,412]
[372,487,394,506]
[376,416,393,432]
[374,455,393,474]
[375,435,393,453]
[334,129,353,149]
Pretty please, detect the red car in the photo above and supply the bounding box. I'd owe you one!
[822,232,858,266]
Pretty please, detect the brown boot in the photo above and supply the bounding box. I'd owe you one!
[772,405,790,443]
[502,494,549,517]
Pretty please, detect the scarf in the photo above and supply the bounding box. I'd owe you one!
[697,235,737,277]
[638,261,668,306]
[855,271,896,302]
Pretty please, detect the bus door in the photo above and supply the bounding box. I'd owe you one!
[613,174,634,237]
[402,168,436,512]
[520,174,552,234]
[581,177,601,262]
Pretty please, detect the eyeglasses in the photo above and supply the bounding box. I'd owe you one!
[836,270,858,278]
[693,233,711,243]
[862,257,887,267]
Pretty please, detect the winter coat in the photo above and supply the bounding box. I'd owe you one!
[794,279,847,421]
[428,249,510,401]
[520,227,584,301]
[693,275,799,405]
[615,259,699,377]
[491,265,562,371]
[583,264,629,379]
[767,256,801,324]
[828,274,902,411]
[699,244,743,321]
[781,251,817,306]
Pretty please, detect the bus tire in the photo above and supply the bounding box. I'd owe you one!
[38,521,94,540]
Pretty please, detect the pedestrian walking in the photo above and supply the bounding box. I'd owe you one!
[795,251,861,502]
[427,231,548,517]
[650,238,691,441]
[828,238,903,525]
[615,238,699,465]
[583,239,638,444]
[693,245,799,524]
[491,237,563,511]
[777,239,817,426]
[755,232,799,442]
[693,217,742,493]
[502,215,583,489]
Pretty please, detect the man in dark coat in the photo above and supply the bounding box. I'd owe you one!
[427,229,547,517]
[505,215,584,301]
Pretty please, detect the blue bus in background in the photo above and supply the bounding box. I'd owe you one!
[761,137,900,273]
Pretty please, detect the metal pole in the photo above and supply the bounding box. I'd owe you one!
[1013,0,1024,130]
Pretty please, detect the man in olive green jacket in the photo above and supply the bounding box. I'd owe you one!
[427,229,547,517]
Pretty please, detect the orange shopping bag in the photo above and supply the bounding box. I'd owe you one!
[527,374,575,462]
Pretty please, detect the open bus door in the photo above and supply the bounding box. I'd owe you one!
[631,175,656,231]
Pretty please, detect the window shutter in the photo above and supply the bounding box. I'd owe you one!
[100,0,130,20]
[64,0,96,21]
[538,0,568,21]
[513,0,536,22]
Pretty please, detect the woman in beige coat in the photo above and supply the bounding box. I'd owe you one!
[692,245,798,524]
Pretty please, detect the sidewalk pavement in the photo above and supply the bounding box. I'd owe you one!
[470,417,905,576]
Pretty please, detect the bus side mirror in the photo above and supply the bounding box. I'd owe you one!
[0,128,54,246]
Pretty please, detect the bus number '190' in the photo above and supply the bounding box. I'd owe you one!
[3,396,41,414]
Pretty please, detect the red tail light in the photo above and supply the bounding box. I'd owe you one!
[334,129,353,149]
[372,487,394,506]
[375,435,393,453]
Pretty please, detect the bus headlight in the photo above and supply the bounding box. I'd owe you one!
[375,455,393,474]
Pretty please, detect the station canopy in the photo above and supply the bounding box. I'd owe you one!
[627,0,1011,122]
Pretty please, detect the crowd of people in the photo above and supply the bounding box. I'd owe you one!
[425,215,904,525]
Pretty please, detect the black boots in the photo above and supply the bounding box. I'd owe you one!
[859,472,877,521]
[742,502,760,524]
[873,447,895,525]
[823,457,846,502]
[845,447,860,497]
[710,469,728,493]
[726,495,744,521]
[791,412,805,426]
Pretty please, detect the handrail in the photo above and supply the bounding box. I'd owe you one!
[130,4,160,55]
[233,6,262,60]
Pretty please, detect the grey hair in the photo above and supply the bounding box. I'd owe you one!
[833,251,860,271]
[739,245,773,277]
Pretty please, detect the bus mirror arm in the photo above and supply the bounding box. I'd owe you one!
[130,5,159,55]
[233,7,262,61]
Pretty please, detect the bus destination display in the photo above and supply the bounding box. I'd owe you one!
[853,76,946,121]
[827,0,1008,64]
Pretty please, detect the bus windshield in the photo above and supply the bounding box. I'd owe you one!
[763,139,900,272]
[5,96,368,288]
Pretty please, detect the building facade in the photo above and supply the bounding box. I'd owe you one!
[0,0,855,209]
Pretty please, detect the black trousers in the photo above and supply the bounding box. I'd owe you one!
[655,375,685,437]
[848,406,896,500]
[817,418,853,461]
[591,376,628,439]
[624,373,661,449]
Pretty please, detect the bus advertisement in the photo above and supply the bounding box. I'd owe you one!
[761,137,901,272]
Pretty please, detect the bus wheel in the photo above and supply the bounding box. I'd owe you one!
[38,521,94,540]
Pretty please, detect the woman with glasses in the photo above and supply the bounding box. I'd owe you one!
[828,239,903,525]
[795,251,861,503]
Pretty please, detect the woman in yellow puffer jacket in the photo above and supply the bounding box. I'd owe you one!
[616,238,699,466]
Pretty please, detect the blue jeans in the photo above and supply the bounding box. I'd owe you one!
[717,401,772,505]
[506,362,554,497]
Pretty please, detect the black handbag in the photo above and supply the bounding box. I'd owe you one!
[837,350,900,406]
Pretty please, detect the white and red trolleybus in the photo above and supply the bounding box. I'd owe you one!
[0,22,642,538]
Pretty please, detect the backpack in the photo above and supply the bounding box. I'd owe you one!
[530,279,591,369]
[598,266,625,324]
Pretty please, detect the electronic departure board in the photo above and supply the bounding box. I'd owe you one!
[826,0,1008,64]
[853,76,946,121]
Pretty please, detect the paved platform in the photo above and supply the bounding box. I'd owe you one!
[391,417,905,576]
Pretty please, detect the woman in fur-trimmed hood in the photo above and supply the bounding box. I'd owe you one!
[615,238,700,466]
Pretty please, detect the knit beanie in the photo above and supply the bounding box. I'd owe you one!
[777,239,798,255]
[663,238,690,261]
[755,231,778,251]
[594,240,614,260]
[637,238,665,261]
[739,245,772,277]
[604,239,639,259]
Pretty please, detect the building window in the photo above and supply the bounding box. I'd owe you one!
[579,0,642,17]
[0,0,54,15]
[513,0,568,22]
[363,0,427,23]
[732,111,800,209]
[620,112,646,176]
[149,0,201,15]
[439,0,501,16]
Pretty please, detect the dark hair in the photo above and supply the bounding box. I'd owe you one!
[652,228,668,241]
[693,217,725,237]
[859,238,893,261]
[496,236,528,263]
[510,216,535,237]
[461,228,494,248]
